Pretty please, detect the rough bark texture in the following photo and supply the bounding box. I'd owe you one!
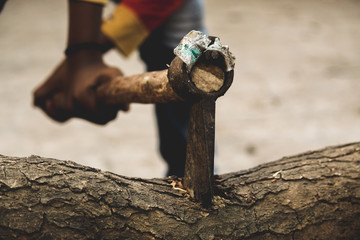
[0,142,359,239]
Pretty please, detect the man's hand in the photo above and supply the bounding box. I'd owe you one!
[33,50,128,125]
[34,0,127,125]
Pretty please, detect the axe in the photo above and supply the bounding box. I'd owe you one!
[97,31,235,207]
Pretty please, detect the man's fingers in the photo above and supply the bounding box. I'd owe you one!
[38,86,120,125]
[44,98,71,123]
[74,66,123,113]
[93,67,130,112]
[33,60,67,108]
[51,92,74,111]
[106,66,124,77]
[92,66,123,90]
[75,86,98,113]
[75,106,118,125]
[33,84,55,109]
[35,64,126,125]
[33,74,64,109]
[33,87,72,123]
[75,89,120,125]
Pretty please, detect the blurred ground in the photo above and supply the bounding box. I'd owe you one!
[1,0,360,178]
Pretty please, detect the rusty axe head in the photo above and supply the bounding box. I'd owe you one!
[167,31,235,207]
[168,31,235,101]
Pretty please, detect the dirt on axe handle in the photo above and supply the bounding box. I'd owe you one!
[96,31,235,208]
[96,69,182,105]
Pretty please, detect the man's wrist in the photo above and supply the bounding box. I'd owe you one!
[67,1,103,47]
[99,33,114,53]
[65,48,103,65]
[65,42,106,56]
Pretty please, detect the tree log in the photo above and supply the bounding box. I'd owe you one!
[0,142,359,239]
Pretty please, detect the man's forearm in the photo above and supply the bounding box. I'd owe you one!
[67,0,103,46]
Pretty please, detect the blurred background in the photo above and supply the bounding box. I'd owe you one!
[1,0,360,178]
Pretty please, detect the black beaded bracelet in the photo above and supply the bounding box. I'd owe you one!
[64,42,105,56]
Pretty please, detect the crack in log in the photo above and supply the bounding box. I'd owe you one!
[221,160,320,182]
[124,224,161,240]
[222,142,360,182]
[105,172,171,188]
[55,160,101,174]
[151,188,187,199]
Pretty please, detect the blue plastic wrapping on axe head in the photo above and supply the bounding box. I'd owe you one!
[174,30,236,73]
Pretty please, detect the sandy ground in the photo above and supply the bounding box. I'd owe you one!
[1,0,360,178]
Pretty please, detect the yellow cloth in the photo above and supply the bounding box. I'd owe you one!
[78,0,107,5]
[101,4,149,57]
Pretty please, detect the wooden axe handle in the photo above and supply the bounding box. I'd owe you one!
[96,69,183,105]
[96,62,224,105]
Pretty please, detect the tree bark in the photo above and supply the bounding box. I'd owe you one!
[0,142,359,240]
